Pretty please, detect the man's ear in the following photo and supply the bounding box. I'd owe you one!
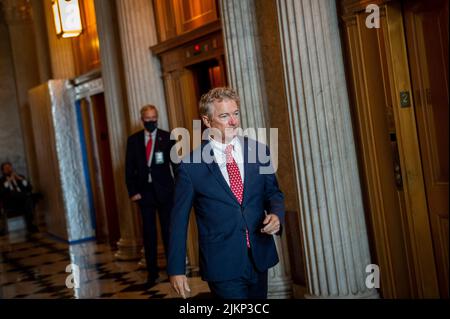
[201,115,211,128]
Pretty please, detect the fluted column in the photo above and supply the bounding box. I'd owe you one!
[276,0,378,298]
[94,0,142,260]
[219,0,268,130]
[220,0,293,299]
[115,0,169,131]
[268,235,293,298]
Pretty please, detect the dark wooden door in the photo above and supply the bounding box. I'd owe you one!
[91,93,120,246]
[403,0,449,298]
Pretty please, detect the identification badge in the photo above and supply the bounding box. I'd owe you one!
[155,151,164,164]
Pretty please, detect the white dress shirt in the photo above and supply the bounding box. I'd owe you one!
[209,136,245,186]
[144,128,157,167]
[3,177,26,192]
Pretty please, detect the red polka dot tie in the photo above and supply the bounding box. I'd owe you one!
[225,144,250,248]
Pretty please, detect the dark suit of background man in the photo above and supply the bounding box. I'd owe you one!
[125,105,177,287]
[0,162,38,235]
[168,87,285,299]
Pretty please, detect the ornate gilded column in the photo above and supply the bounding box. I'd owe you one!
[219,0,293,299]
[276,0,378,298]
[94,0,142,260]
[115,0,169,131]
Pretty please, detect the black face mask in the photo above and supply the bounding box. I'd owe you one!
[144,120,158,132]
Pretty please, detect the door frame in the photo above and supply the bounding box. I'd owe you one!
[383,1,440,298]
[339,0,441,298]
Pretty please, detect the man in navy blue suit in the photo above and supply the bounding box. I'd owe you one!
[168,87,285,299]
[125,105,177,287]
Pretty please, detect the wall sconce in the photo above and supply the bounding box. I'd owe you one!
[52,0,83,38]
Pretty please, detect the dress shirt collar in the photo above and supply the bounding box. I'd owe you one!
[209,135,240,155]
[145,128,157,139]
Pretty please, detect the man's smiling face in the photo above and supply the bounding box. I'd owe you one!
[202,99,240,143]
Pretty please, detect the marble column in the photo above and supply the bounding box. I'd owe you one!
[276,0,378,298]
[219,0,293,299]
[94,0,142,260]
[113,0,172,263]
[219,0,268,130]
[268,235,293,299]
[115,0,169,131]
[2,0,41,190]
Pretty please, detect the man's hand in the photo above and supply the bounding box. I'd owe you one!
[130,193,142,201]
[5,176,14,186]
[170,275,191,299]
[261,214,281,235]
[12,172,22,181]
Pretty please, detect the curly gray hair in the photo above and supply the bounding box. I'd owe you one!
[199,87,240,118]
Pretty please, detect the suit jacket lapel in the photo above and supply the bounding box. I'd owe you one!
[155,129,163,151]
[203,141,241,205]
[241,136,255,208]
[138,130,147,166]
[151,129,163,166]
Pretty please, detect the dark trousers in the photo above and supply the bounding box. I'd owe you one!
[138,198,171,280]
[207,249,268,299]
[2,192,35,232]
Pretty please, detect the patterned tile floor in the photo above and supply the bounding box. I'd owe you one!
[0,225,212,299]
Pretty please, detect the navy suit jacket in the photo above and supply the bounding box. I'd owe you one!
[167,136,285,282]
[125,129,176,206]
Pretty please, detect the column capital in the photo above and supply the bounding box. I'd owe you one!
[1,0,33,25]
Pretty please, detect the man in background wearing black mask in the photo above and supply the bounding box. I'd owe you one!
[125,105,177,288]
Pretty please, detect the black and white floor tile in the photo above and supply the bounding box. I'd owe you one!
[0,225,211,299]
